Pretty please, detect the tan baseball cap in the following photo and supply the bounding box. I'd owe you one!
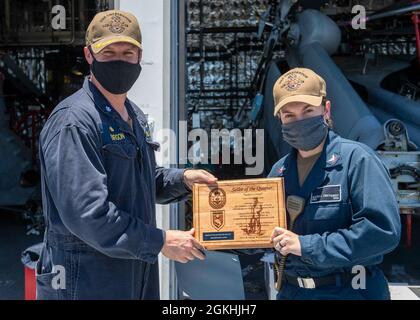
[86,10,142,54]
[273,68,327,116]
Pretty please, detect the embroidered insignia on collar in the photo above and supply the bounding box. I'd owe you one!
[144,125,152,140]
[105,106,112,113]
[277,166,286,175]
[327,153,341,165]
[140,118,154,141]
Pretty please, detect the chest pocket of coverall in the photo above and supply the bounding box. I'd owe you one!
[304,194,352,235]
[103,143,138,160]
[102,142,138,203]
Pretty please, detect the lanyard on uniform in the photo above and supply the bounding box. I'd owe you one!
[274,195,306,291]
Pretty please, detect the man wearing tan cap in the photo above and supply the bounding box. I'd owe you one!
[268,68,400,300]
[36,10,216,300]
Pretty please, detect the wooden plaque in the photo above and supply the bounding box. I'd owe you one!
[193,178,286,250]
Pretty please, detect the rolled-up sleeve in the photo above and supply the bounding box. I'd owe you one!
[299,154,401,268]
[42,125,164,263]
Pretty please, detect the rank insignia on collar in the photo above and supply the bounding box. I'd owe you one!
[105,106,112,113]
[277,166,286,175]
[141,119,153,141]
[144,126,152,140]
[327,153,341,166]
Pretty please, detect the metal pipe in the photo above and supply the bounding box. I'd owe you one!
[64,0,76,46]
[79,0,87,31]
[188,26,258,34]
[367,86,420,127]
[368,3,420,22]
[109,0,119,10]
[338,3,420,27]
[4,0,10,41]
[412,13,420,64]
[199,0,204,92]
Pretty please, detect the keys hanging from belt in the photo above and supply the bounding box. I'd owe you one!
[274,195,306,291]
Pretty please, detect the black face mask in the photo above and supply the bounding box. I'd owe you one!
[90,52,142,95]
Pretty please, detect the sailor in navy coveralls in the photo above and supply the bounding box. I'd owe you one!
[36,10,216,300]
[269,68,401,300]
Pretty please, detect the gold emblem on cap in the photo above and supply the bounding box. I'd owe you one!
[284,73,305,92]
[86,10,142,53]
[103,14,128,34]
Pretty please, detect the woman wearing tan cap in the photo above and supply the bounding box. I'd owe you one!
[269,68,401,300]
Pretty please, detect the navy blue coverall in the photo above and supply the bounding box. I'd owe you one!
[269,130,401,300]
[36,78,190,300]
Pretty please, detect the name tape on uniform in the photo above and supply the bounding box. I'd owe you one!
[310,185,342,204]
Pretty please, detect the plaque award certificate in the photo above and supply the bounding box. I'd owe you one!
[193,178,286,250]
